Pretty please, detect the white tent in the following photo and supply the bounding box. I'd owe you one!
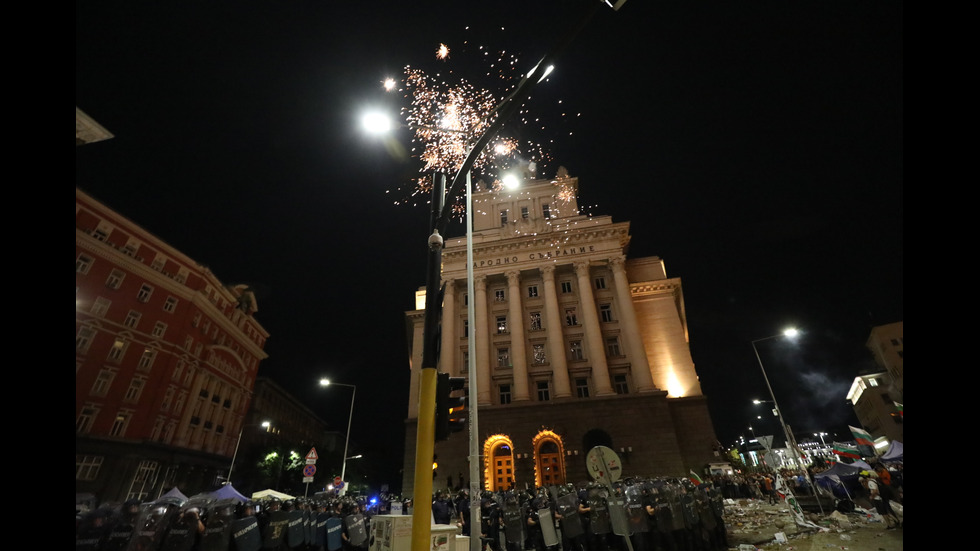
[251,489,295,501]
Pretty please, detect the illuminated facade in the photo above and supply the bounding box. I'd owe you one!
[846,321,904,445]
[76,187,269,502]
[402,171,720,497]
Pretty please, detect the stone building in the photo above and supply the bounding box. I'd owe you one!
[401,171,720,497]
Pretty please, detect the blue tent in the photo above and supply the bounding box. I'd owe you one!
[813,461,871,499]
[210,483,248,502]
[880,441,903,463]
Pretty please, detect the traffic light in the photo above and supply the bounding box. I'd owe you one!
[435,372,467,441]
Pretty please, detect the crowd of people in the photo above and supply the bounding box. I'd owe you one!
[76,461,903,551]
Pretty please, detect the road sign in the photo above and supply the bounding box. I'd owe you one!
[334,476,343,486]
[306,448,318,463]
[303,464,317,477]
[303,476,314,483]
[335,481,344,490]
[586,446,623,484]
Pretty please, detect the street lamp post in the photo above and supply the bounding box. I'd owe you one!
[319,379,356,495]
[751,328,824,513]
[227,420,271,485]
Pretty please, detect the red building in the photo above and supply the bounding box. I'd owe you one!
[75,187,269,502]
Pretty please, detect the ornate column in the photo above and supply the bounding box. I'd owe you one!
[575,261,614,396]
[474,275,492,406]
[440,278,456,374]
[541,265,572,398]
[610,256,657,391]
[506,270,530,401]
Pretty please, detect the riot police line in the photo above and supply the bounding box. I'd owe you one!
[472,477,729,551]
[75,492,378,551]
[76,476,728,551]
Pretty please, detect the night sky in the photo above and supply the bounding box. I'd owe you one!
[76,1,903,488]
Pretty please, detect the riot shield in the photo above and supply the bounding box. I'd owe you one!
[303,509,315,547]
[625,484,648,534]
[606,484,631,537]
[344,513,368,548]
[501,492,524,545]
[198,499,237,551]
[314,511,330,548]
[230,517,262,551]
[261,510,290,550]
[586,487,610,535]
[325,516,343,551]
[126,501,181,551]
[538,507,559,548]
[555,492,583,540]
[285,510,305,548]
[160,504,209,551]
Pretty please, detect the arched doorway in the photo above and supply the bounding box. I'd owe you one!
[531,430,566,488]
[484,435,516,492]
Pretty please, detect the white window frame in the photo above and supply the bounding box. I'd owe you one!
[560,281,573,294]
[569,340,584,361]
[110,411,131,437]
[137,283,154,303]
[91,297,111,317]
[106,269,125,290]
[76,327,96,352]
[163,296,178,313]
[76,254,94,274]
[124,310,141,328]
[76,455,104,481]
[497,347,510,368]
[107,338,128,363]
[124,376,147,402]
[152,322,167,338]
[600,303,613,322]
[91,368,116,397]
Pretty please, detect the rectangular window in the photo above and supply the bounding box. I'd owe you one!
[76,327,96,352]
[496,316,508,334]
[575,378,590,398]
[163,296,178,313]
[527,285,538,298]
[77,406,98,434]
[497,347,510,368]
[569,340,584,361]
[521,206,529,219]
[614,374,629,395]
[532,344,547,365]
[560,281,573,294]
[124,377,146,402]
[152,322,167,338]
[565,308,578,326]
[137,348,157,371]
[529,312,542,330]
[106,269,125,290]
[192,312,202,327]
[107,338,128,363]
[91,297,111,317]
[499,384,512,405]
[463,320,469,338]
[494,289,506,302]
[161,387,175,412]
[500,210,508,226]
[124,310,141,328]
[137,283,154,303]
[76,254,94,274]
[92,228,109,242]
[109,412,130,437]
[91,369,116,397]
[600,303,613,322]
[76,455,104,481]
[542,204,551,218]
[183,336,194,350]
[536,381,551,401]
[594,277,606,290]
[606,336,621,356]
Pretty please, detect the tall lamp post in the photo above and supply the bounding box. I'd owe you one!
[319,378,356,495]
[227,420,271,484]
[751,328,824,513]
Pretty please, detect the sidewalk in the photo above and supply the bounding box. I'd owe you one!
[724,498,903,550]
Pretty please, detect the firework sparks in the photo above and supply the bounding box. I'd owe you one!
[382,77,397,91]
[436,43,450,60]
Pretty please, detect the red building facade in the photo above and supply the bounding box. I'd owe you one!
[76,187,269,502]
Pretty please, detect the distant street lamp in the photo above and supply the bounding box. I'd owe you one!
[319,378,356,495]
[227,420,271,484]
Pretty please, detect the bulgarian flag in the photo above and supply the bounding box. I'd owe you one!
[849,425,875,447]
[688,470,703,486]
[894,402,904,417]
[832,444,861,459]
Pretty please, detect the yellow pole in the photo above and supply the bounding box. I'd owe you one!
[411,368,437,551]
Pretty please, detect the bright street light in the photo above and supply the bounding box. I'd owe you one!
[751,327,823,514]
[319,378,356,495]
